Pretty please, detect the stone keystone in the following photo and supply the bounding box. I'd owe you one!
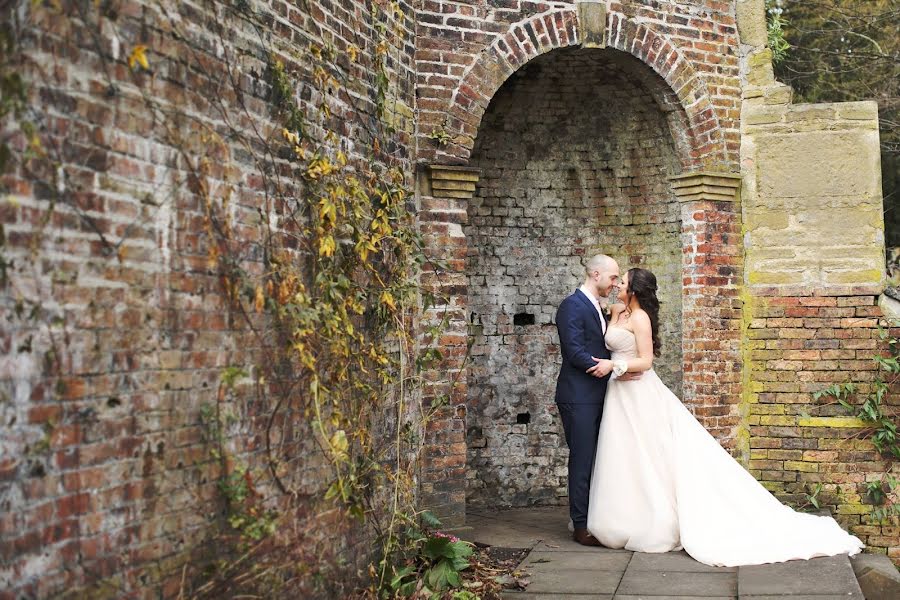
[577,1,607,49]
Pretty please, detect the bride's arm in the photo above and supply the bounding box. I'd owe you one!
[592,310,654,375]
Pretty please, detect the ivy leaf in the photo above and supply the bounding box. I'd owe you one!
[380,290,396,311]
[128,45,150,70]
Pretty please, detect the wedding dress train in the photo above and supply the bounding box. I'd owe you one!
[586,327,864,567]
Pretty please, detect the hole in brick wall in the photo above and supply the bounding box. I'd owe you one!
[28,460,46,478]
[107,396,121,408]
[513,313,535,326]
[516,412,531,425]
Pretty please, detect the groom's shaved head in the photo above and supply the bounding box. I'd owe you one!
[585,254,615,275]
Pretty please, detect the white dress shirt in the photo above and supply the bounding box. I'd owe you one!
[579,284,606,334]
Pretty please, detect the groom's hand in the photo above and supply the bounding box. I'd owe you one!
[587,357,613,378]
[617,371,643,381]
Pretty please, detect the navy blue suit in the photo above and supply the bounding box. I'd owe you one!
[555,289,611,530]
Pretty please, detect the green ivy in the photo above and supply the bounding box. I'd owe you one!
[815,326,900,521]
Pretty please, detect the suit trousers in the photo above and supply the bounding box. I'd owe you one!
[557,399,604,530]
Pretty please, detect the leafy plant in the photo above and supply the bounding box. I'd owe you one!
[381,512,475,599]
[814,329,900,460]
[765,1,791,64]
[815,326,900,522]
[803,482,823,511]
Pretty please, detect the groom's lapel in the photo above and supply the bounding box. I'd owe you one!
[574,289,603,330]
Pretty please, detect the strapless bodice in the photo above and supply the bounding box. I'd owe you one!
[606,327,637,360]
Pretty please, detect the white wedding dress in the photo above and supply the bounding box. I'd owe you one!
[586,327,864,567]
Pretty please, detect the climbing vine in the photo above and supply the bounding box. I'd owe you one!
[815,326,900,523]
[0,0,491,598]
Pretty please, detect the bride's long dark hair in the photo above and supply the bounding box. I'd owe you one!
[626,268,662,357]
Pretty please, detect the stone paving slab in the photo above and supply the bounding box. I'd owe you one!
[738,555,863,598]
[523,550,632,571]
[742,597,858,600]
[519,568,624,595]
[469,507,864,599]
[614,597,735,600]
[503,595,612,599]
[616,570,738,596]
[627,550,737,573]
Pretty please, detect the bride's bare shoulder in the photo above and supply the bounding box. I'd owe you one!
[630,308,651,326]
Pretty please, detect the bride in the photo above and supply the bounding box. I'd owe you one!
[585,268,864,567]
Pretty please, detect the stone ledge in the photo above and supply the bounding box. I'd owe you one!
[669,171,742,203]
[748,283,885,297]
[424,164,482,199]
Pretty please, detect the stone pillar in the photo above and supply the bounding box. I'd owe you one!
[671,171,745,453]
[418,164,480,527]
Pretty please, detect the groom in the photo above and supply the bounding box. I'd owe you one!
[555,254,620,546]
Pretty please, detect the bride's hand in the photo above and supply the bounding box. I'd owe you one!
[587,358,613,378]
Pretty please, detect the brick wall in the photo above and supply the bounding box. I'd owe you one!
[464,47,684,507]
[0,0,415,596]
[745,294,900,561]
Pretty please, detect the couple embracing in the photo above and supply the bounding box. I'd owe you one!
[555,255,863,567]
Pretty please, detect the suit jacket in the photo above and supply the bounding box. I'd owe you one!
[554,289,611,406]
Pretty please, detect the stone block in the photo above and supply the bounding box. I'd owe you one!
[736,0,767,47]
[746,48,775,87]
[755,131,881,200]
[851,553,900,600]
[576,1,606,49]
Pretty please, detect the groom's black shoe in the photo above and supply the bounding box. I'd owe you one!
[573,528,602,547]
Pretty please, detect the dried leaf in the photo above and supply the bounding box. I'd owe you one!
[254,285,265,313]
[128,45,149,70]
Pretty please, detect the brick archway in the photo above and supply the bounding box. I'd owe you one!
[416,6,744,526]
[428,8,728,169]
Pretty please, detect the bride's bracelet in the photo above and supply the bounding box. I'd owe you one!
[612,360,628,377]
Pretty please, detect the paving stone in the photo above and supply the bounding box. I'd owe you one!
[503,594,610,599]
[738,554,863,597]
[617,570,738,596]
[615,596,735,600]
[523,550,631,571]
[522,568,624,595]
[627,550,737,573]
[744,597,859,600]
[462,515,545,548]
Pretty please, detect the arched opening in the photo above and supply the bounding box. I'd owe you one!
[464,47,689,508]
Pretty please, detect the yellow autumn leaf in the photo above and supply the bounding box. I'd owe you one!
[380,290,396,311]
[254,285,265,313]
[330,430,348,458]
[356,240,369,262]
[318,198,336,224]
[347,45,359,62]
[128,45,149,70]
[319,235,336,257]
